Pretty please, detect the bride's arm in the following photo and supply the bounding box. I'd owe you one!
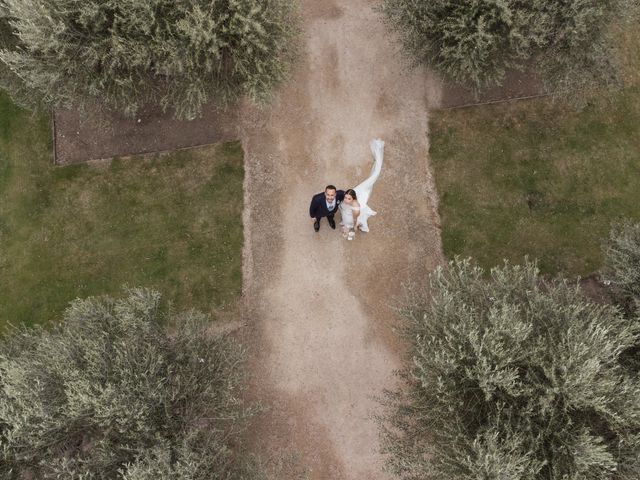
[352,202,361,231]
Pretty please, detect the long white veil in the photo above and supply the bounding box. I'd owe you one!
[353,139,384,232]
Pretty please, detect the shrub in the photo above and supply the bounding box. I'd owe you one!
[0,0,299,119]
[381,259,640,480]
[379,0,636,95]
[601,220,640,371]
[0,288,262,479]
[603,219,640,307]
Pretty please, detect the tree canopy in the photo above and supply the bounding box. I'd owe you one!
[380,0,635,95]
[602,219,640,371]
[0,0,299,119]
[381,259,640,480]
[0,289,262,479]
[603,219,640,308]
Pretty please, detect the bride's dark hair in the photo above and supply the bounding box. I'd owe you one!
[345,188,357,199]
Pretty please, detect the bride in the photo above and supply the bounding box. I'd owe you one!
[339,139,384,239]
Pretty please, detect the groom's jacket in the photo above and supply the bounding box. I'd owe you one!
[309,190,345,218]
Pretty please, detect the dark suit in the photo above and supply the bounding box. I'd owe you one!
[309,190,344,220]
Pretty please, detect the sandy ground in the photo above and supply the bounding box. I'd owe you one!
[239,1,443,478]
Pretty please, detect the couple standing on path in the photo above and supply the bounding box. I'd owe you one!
[309,139,385,240]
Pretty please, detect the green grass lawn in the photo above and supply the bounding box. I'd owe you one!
[0,92,243,327]
[431,87,640,276]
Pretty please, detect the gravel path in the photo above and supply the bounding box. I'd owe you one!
[240,1,443,478]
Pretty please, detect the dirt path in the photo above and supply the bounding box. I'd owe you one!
[240,1,443,478]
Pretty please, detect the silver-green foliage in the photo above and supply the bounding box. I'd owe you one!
[0,289,260,479]
[0,0,299,119]
[382,259,640,480]
[379,0,634,94]
[603,220,640,305]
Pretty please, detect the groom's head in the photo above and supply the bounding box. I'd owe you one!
[324,185,337,202]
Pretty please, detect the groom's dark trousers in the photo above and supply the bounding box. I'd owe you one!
[309,190,345,225]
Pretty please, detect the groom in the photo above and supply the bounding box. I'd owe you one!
[309,185,344,232]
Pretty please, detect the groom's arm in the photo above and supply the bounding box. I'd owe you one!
[309,195,319,218]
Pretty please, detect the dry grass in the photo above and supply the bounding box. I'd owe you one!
[430,28,640,276]
[0,92,243,327]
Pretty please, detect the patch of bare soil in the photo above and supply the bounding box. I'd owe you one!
[579,274,613,305]
[240,1,443,478]
[54,101,237,164]
[437,66,546,110]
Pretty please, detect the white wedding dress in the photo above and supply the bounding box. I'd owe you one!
[340,139,384,232]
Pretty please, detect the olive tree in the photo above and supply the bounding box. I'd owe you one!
[0,289,263,479]
[381,259,640,479]
[602,219,640,371]
[603,219,640,307]
[0,0,299,119]
[379,0,636,95]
